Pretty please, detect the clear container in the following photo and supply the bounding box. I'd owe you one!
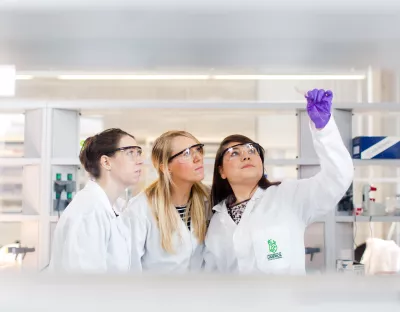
[385,195,400,216]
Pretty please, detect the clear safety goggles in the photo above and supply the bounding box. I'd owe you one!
[169,143,204,164]
[221,142,262,162]
[106,145,143,161]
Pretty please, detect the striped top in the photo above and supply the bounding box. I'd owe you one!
[176,205,191,230]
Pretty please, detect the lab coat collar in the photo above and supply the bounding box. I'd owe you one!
[85,179,116,216]
[213,186,265,213]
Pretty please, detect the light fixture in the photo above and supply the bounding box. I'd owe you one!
[11,72,367,81]
[0,65,16,96]
[212,74,366,80]
[16,75,34,80]
[57,74,211,80]
[55,73,366,81]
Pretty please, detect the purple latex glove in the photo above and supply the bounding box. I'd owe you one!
[305,89,333,129]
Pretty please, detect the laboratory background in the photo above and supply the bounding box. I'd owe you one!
[0,0,400,276]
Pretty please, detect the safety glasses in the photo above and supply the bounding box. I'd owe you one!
[169,143,204,164]
[106,145,143,160]
[220,142,263,162]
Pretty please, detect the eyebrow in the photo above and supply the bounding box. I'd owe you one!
[174,146,190,153]
[177,144,199,151]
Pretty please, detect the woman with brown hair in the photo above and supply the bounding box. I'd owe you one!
[49,128,143,273]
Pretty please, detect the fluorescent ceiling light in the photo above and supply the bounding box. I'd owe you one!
[16,75,34,80]
[0,65,16,96]
[213,74,366,80]
[57,74,211,80]
[55,73,366,81]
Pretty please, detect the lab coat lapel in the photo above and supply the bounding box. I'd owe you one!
[86,180,115,217]
[115,215,132,267]
[240,187,264,221]
[87,180,131,267]
[213,201,238,230]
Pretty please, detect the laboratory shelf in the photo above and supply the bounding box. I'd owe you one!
[336,215,400,222]
[0,158,41,166]
[0,214,41,222]
[51,158,80,165]
[353,159,400,166]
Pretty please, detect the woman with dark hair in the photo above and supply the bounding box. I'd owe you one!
[210,134,281,208]
[204,89,354,274]
[48,128,143,273]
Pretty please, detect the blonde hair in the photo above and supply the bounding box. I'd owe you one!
[145,130,210,253]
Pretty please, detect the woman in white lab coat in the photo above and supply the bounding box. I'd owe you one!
[122,131,211,273]
[204,89,354,274]
[48,128,143,273]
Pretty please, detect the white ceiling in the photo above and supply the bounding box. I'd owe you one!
[1,0,400,12]
[1,1,400,72]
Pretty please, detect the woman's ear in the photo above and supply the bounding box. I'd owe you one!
[100,155,111,171]
[160,163,171,174]
[160,163,165,173]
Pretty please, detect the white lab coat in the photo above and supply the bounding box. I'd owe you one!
[122,192,207,273]
[48,180,131,273]
[204,117,354,275]
[361,238,400,275]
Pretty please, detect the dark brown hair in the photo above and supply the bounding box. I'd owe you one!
[211,134,280,207]
[79,128,135,179]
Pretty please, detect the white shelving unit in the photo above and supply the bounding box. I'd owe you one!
[0,214,41,222]
[0,107,47,271]
[1,99,400,272]
[336,215,400,222]
[0,158,42,166]
[51,158,80,166]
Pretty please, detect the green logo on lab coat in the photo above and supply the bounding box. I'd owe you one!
[267,239,282,261]
[268,239,278,253]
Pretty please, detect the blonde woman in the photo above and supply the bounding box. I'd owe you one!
[122,131,211,273]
